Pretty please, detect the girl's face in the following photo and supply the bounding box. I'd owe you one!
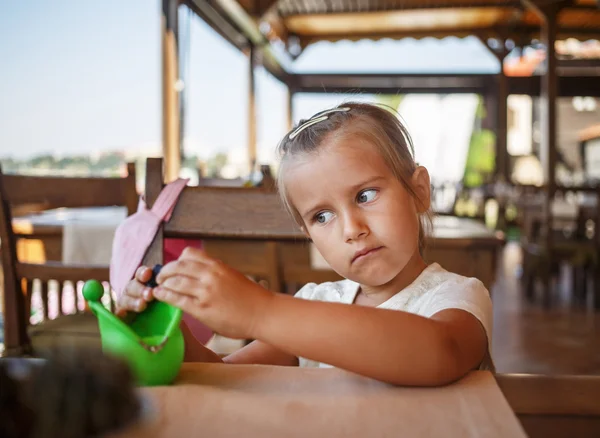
[283,138,430,287]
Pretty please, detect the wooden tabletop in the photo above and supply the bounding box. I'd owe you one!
[114,363,526,438]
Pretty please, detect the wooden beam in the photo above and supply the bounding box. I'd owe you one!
[511,75,600,97]
[296,25,600,49]
[211,0,289,83]
[558,58,600,68]
[259,4,291,56]
[475,35,511,63]
[279,1,526,15]
[252,0,279,17]
[182,0,248,52]
[287,72,600,97]
[521,0,572,17]
[162,0,181,183]
[289,73,496,95]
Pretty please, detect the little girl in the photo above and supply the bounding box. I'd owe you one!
[118,102,493,386]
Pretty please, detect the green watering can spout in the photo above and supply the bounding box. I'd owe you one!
[83,279,185,386]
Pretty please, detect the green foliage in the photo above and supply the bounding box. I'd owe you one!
[463,96,495,187]
[463,129,496,187]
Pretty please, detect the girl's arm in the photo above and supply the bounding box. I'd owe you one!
[250,294,487,386]
[224,340,298,366]
[181,320,297,366]
[154,248,487,385]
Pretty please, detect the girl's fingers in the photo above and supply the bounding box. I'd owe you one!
[116,295,148,314]
[179,247,216,264]
[156,259,205,284]
[135,266,153,283]
[153,286,195,309]
[123,281,151,300]
[158,275,200,297]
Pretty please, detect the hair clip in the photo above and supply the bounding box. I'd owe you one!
[288,107,351,140]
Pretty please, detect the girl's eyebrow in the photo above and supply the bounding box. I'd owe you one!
[301,202,328,221]
[347,175,385,193]
[300,176,385,220]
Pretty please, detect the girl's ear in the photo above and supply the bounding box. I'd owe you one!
[411,166,431,213]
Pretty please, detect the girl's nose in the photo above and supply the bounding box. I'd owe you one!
[343,211,369,243]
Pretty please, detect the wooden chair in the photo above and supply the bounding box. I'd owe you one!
[0,163,137,356]
[496,373,600,438]
[520,186,600,308]
[142,158,340,294]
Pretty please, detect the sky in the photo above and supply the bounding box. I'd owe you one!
[0,0,500,163]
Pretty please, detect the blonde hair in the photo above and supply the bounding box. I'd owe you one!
[276,102,433,252]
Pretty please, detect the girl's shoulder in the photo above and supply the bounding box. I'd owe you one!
[380,263,490,313]
[411,263,488,296]
[294,279,359,304]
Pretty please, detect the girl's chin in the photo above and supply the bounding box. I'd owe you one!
[349,270,401,288]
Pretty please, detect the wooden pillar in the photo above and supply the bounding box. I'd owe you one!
[477,36,510,182]
[248,45,257,175]
[162,0,181,183]
[523,1,564,251]
[539,6,559,262]
[478,36,510,230]
[287,87,294,130]
[540,13,558,194]
[496,71,509,182]
[0,176,30,354]
[522,1,565,303]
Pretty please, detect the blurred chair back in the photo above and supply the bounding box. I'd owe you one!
[497,373,600,438]
[142,158,298,292]
[519,185,600,308]
[0,163,137,355]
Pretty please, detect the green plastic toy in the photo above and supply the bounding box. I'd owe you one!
[83,278,184,386]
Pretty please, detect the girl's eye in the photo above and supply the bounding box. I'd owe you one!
[357,189,377,204]
[314,211,334,224]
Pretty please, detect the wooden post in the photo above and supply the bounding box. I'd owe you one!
[496,70,509,183]
[162,0,181,183]
[522,0,564,303]
[521,2,562,191]
[540,14,558,195]
[248,45,257,175]
[539,7,559,284]
[0,166,30,354]
[476,36,510,183]
[477,36,510,230]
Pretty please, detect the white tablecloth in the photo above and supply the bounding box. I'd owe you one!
[61,207,127,265]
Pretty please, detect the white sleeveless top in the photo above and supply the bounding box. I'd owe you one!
[294,263,494,371]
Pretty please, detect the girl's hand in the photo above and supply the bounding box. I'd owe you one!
[153,247,274,340]
[115,266,155,317]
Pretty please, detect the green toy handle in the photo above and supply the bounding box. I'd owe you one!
[163,308,183,342]
[83,280,144,342]
[82,279,182,352]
